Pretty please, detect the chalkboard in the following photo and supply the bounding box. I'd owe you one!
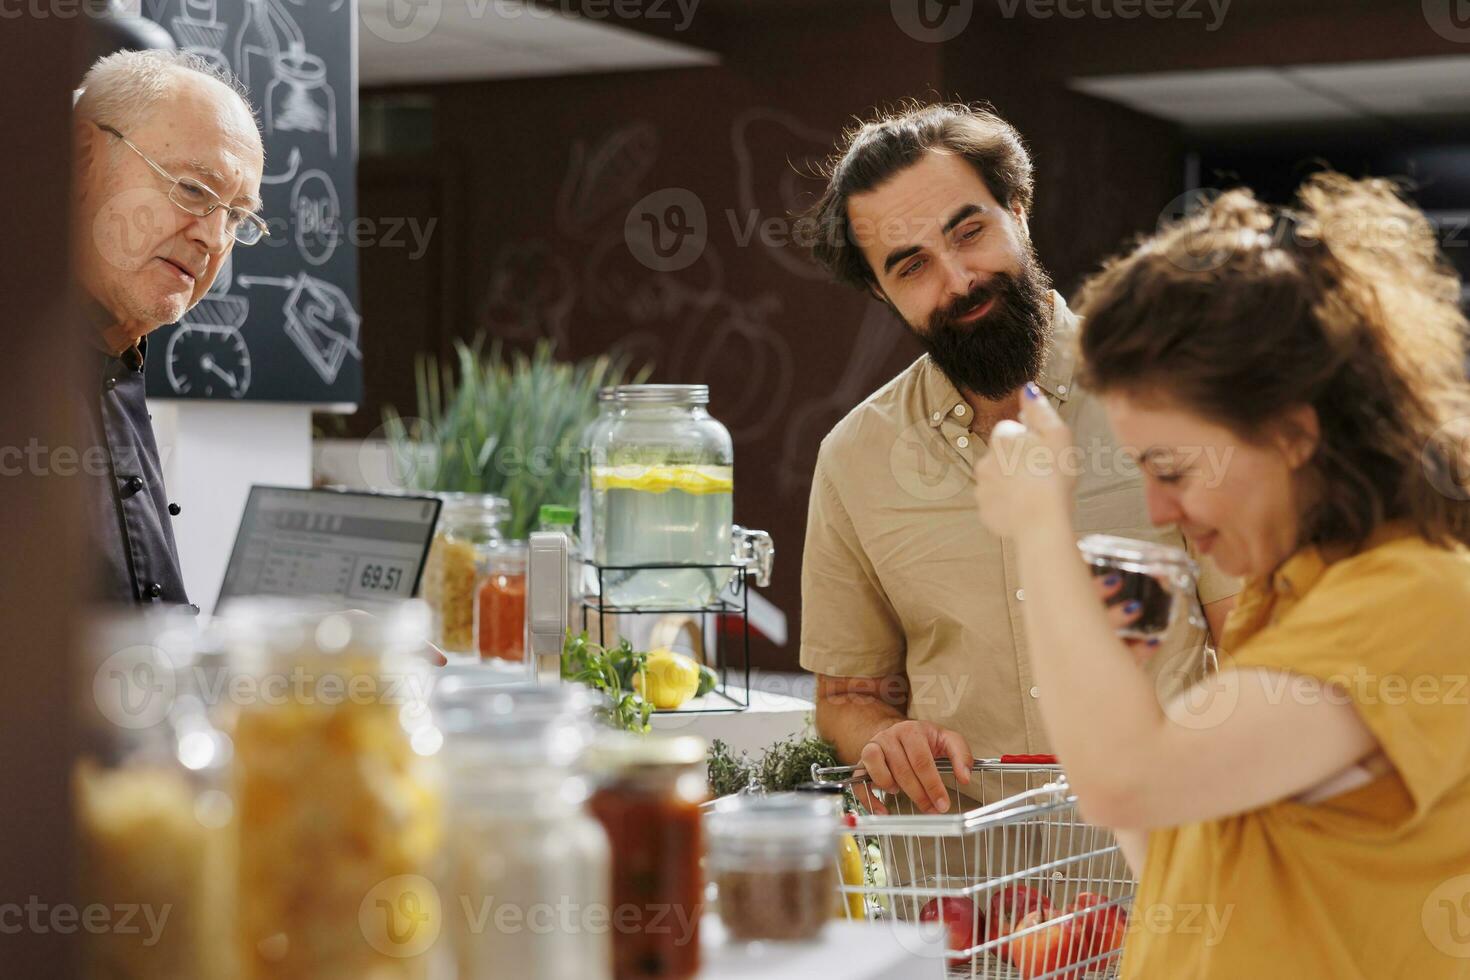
[142,0,362,407]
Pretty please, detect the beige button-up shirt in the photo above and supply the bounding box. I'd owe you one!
[800,292,1239,760]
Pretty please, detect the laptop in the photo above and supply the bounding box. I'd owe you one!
[215,485,442,612]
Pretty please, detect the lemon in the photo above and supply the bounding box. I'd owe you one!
[591,465,734,495]
[835,833,866,919]
[632,649,702,709]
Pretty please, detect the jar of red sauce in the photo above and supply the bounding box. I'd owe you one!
[474,540,526,661]
[585,735,708,980]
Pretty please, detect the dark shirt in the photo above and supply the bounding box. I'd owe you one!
[81,299,191,607]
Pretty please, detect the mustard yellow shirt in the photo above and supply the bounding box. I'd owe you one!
[1124,527,1470,978]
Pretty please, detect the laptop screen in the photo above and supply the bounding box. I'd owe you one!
[216,486,442,611]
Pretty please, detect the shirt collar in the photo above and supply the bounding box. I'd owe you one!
[921,289,1078,428]
[1264,521,1419,599]
[81,291,146,369]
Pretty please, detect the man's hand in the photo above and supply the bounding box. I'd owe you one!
[859,719,974,815]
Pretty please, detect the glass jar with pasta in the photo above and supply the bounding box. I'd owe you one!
[75,608,235,980]
[217,599,444,980]
[421,493,509,655]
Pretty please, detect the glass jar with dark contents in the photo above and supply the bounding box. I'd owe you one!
[1078,534,1202,639]
[707,793,840,942]
[585,735,708,980]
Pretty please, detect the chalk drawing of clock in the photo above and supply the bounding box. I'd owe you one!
[166,324,253,398]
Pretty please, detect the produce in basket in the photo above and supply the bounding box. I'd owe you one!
[919,896,983,967]
[1070,891,1128,960]
[1005,908,1083,979]
[985,884,1053,944]
[834,833,866,918]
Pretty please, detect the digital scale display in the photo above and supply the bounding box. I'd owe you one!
[217,487,441,610]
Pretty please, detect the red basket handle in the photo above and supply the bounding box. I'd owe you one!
[999,753,1058,764]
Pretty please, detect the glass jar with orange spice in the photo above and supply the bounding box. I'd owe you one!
[474,540,527,662]
[422,493,509,655]
[585,735,708,980]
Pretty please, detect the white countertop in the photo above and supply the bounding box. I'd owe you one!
[702,916,947,979]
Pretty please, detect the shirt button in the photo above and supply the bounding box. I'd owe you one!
[1029,686,1040,699]
[1015,588,1026,601]
[122,476,145,496]
[168,502,181,516]
[957,436,970,449]
[1058,384,1069,394]
[104,377,117,391]
[144,582,163,599]
[954,404,967,417]
[931,411,942,423]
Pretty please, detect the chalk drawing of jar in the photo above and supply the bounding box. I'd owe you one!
[238,0,302,93]
[266,45,337,159]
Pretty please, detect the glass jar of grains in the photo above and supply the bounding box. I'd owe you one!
[422,492,509,655]
[75,608,235,980]
[217,599,442,980]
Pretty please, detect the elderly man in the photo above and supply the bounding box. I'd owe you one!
[800,102,1240,814]
[72,50,266,605]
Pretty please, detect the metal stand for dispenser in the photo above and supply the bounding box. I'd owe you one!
[579,559,754,714]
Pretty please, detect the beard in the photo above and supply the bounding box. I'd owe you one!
[903,253,1054,400]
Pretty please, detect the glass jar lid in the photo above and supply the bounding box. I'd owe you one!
[584,732,707,772]
[707,792,840,861]
[1077,534,1199,578]
[437,491,510,520]
[213,597,431,669]
[614,384,710,406]
[433,679,596,768]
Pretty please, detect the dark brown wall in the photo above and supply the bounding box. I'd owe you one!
[355,0,1459,668]
[1,13,85,978]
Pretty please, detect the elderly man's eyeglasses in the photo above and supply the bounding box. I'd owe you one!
[98,123,269,247]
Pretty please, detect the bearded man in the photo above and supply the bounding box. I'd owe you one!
[799,103,1239,813]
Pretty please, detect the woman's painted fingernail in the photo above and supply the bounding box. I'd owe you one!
[1024,382,1041,400]
[1102,573,1121,587]
[1147,637,1162,648]
[1124,600,1142,615]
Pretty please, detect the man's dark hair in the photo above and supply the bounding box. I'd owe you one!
[804,101,1034,289]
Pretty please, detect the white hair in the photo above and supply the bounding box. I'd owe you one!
[74,49,260,144]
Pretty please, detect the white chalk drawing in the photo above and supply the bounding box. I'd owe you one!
[583,225,727,322]
[167,252,253,397]
[731,107,833,281]
[266,45,337,158]
[171,0,230,72]
[260,146,302,186]
[165,324,253,397]
[777,297,905,494]
[291,168,341,267]
[238,272,362,385]
[477,240,578,348]
[555,123,659,242]
[237,0,305,93]
[676,293,795,444]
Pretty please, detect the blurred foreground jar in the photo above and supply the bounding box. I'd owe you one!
[422,493,509,654]
[75,608,235,980]
[586,735,708,980]
[434,679,611,980]
[218,600,442,980]
[707,793,840,942]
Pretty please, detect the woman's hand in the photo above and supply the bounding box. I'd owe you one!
[973,383,1078,539]
[1093,573,1164,666]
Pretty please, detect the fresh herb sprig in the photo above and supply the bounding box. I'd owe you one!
[561,631,651,733]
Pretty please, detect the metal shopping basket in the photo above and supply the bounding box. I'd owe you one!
[810,755,1134,979]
